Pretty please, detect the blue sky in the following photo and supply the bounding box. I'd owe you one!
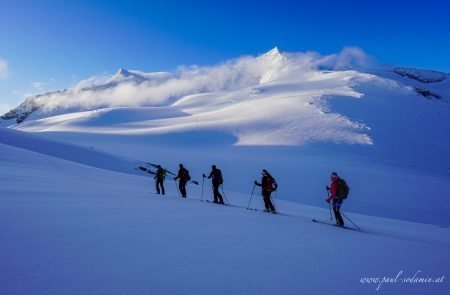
[1,0,449,111]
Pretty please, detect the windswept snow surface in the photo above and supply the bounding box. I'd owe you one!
[0,132,449,295]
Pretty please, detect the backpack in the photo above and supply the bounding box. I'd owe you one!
[217,170,223,185]
[185,169,191,181]
[157,168,166,180]
[337,178,350,199]
[264,176,278,192]
[272,177,278,192]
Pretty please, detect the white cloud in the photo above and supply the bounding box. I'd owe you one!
[74,72,111,89]
[0,58,8,79]
[315,47,377,70]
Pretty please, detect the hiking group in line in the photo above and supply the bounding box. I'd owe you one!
[150,163,350,227]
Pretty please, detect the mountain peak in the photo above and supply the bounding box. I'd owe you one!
[267,46,280,56]
[258,47,286,65]
[116,68,131,77]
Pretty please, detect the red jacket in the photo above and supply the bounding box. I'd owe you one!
[327,178,339,202]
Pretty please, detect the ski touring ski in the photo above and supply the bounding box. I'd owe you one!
[138,166,156,175]
[246,208,280,215]
[312,219,360,232]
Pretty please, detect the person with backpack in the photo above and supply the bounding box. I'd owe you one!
[174,164,190,198]
[254,169,278,213]
[154,165,166,195]
[206,165,224,204]
[326,172,349,227]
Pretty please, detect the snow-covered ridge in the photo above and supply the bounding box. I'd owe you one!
[2,48,290,123]
[1,47,449,148]
[256,46,286,65]
[392,67,448,83]
[1,47,376,123]
[0,68,174,123]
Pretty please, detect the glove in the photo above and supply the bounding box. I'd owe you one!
[254,180,257,185]
[202,173,206,178]
[325,199,330,203]
[326,186,330,191]
[174,177,177,180]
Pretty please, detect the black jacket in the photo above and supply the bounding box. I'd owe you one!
[208,169,223,186]
[175,168,190,182]
[255,175,277,192]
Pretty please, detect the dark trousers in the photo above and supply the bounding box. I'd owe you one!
[262,190,276,212]
[333,199,344,225]
[156,179,165,195]
[179,180,187,198]
[213,185,224,204]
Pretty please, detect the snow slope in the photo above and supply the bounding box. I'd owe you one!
[0,131,449,295]
[0,127,142,176]
[1,48,449,227]
[1,49,449,293]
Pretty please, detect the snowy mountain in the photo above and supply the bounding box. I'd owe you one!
[0,67,174,123]
[1,49,448,141]
[1,48,450,294]
[2,49,292,123]
[1,49,449,218]
[1,48,449,169]
[392,67,448,83]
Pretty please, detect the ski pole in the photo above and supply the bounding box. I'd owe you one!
[326,188,333,222]
[174,179,181,197]
[201,174,205,202]
[220,184,230,205]
[247,183,256,209]
[271,184,279,212]
[329,203,333,222]
[341,211,361,231]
